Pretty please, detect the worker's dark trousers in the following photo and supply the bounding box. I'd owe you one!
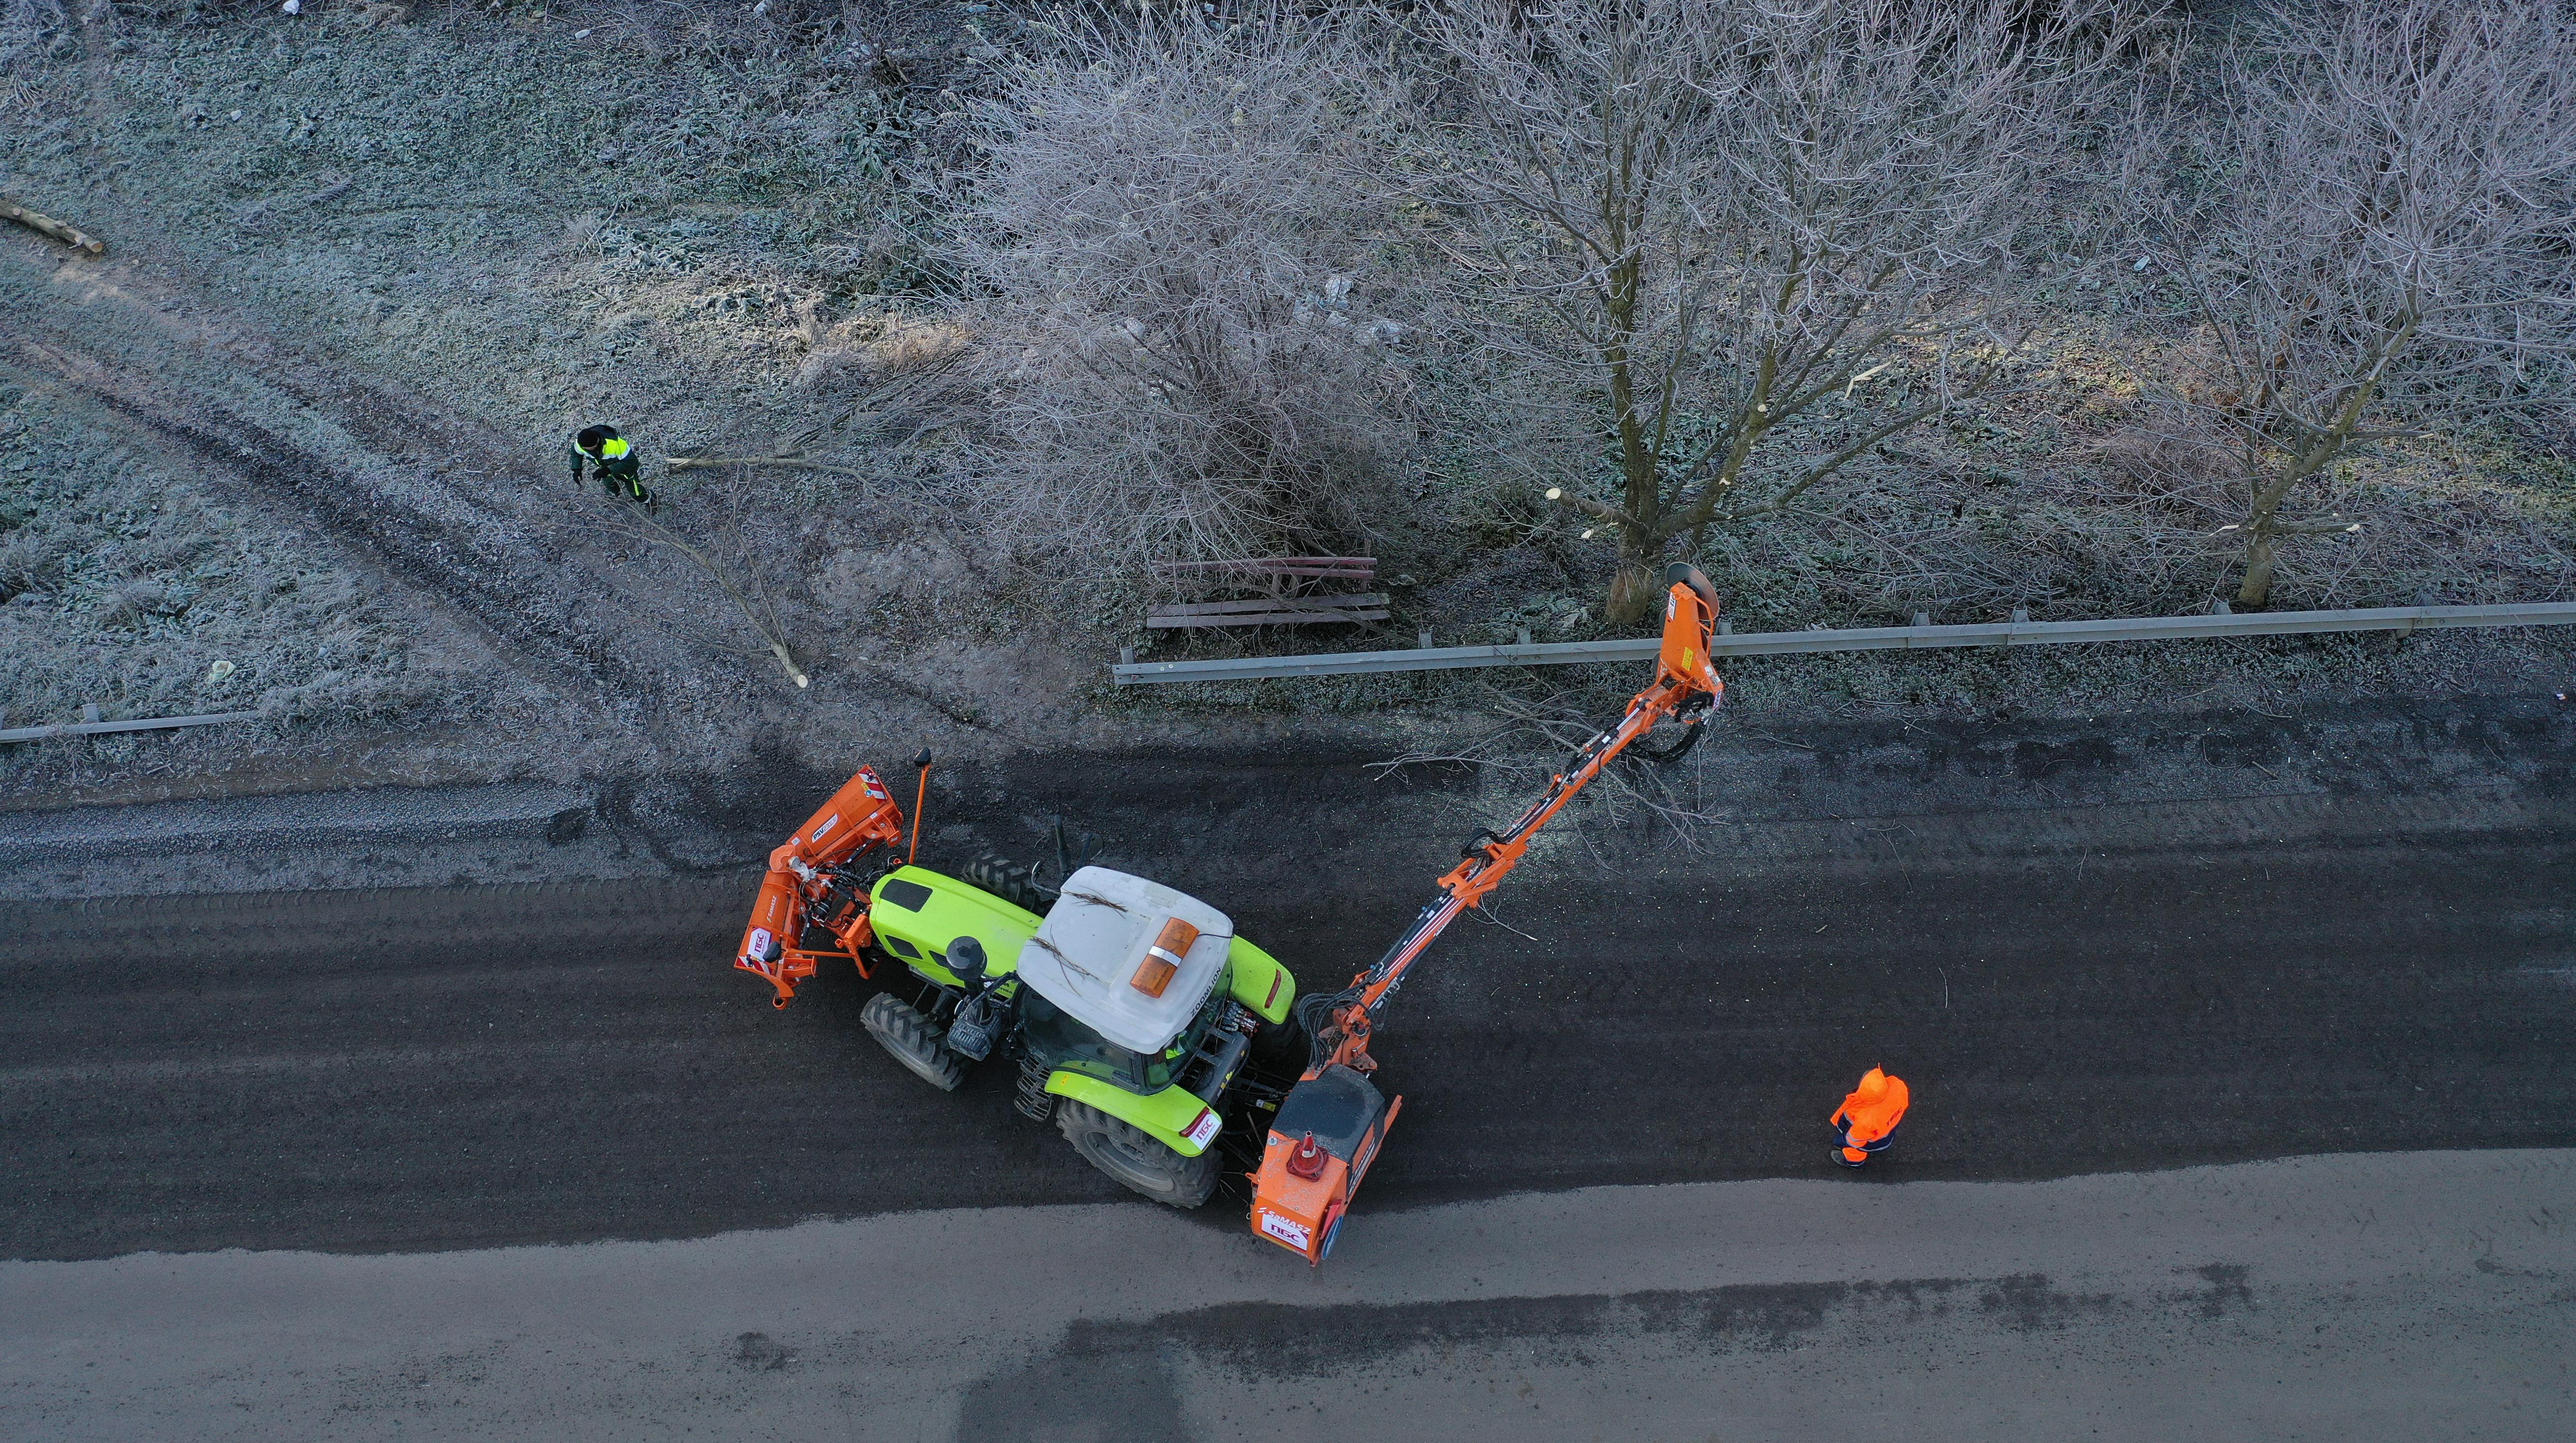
[1833,1119,1898,1162]
[580,468,652,510]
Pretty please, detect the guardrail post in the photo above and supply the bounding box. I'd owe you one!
[1417,629,1433,649]
[1912,611,1931,628]
[2211,600,2232,616]
[2011,608,2029,623]
[81,703,101,723]
[1119,646,1135,666]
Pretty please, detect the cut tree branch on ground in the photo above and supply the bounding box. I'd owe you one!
[665,455,876,480]
[1,197,105,256]
[578,487,813,690]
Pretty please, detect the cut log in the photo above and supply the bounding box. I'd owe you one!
[1149,593,1389,618]
[1155,557,1376,581]
[665,454,873,478]
[1145,607,1391,630]
[0,197,106,257]
[1146,592,1390,629]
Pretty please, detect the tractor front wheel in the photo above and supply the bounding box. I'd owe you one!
[960,855,1055,914]
[1056,1101,1216,1208]
[861,993,967,1092]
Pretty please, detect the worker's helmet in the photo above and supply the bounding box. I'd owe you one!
[575,424,619,456]
[1856,1067,1889,1100]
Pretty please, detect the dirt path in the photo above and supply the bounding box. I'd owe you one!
[6,1151,2569,1441]
[10,246,705,714]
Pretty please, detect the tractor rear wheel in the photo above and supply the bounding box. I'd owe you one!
[1056,1101,1216,1208]
[861,993,967,1092]
[1250,1012,1314,1075]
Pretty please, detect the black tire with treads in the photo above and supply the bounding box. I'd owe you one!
[861,992,968,1092]
[958,856,1054,914]
[1055,1100,1216,1208]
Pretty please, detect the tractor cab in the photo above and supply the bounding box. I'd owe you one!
[1014,867,1231,1056]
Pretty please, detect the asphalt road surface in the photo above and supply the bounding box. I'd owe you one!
[5,721,2575,1438]
[4,764,2571,1262]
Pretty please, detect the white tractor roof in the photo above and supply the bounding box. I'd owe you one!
[1015,866,1232,1054]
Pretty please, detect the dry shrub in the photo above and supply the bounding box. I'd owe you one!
[2084,429,2235,518]
[791,308,969,395]
[940,10,1414,584]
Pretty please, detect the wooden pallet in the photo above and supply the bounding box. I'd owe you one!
[1147,557,1383,630]
[1146,592,1391,629]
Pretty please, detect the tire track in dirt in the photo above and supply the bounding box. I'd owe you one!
[14,332,655,704]
[7,253,1014,763]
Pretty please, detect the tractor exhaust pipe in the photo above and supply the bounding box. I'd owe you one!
[907,749,932,865]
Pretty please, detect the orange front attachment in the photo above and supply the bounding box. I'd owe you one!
[734,765,907,1008]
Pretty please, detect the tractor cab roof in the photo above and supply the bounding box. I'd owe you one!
[1015,866,1231,1054]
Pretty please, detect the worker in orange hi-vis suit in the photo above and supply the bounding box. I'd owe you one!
[1830,1067,1911,1169]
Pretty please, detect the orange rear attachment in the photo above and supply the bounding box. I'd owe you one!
[1131,917,1199,996]
[1250,1064,1401,1264]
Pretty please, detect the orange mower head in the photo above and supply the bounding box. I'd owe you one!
[1250,1064,1402,1264]
[1656,562,1723,699]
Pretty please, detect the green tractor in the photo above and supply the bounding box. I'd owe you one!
[732,761,1299,1206]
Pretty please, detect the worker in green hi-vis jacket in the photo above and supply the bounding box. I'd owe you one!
[570,424,656,513]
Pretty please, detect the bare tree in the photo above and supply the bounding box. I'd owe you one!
[2129,0,2576,610]
[1398,0,2132,622]
[942,10,1415,582]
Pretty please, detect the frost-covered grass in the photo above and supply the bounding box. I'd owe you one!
[0,383,449,731]
[0,8,2566,787]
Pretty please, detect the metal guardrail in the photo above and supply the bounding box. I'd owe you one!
[1111,602,2576,686]
[0,710,262,744]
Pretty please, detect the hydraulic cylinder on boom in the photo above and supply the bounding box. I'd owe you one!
[1248,563,1728,1263]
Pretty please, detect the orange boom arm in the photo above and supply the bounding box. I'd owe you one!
[735,761,915,1008]
[1250,566,1725,1262]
